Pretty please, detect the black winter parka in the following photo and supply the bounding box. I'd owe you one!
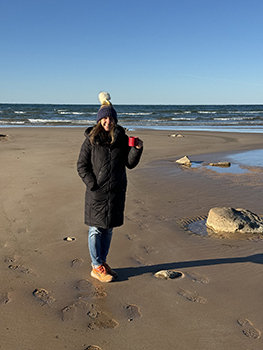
[77,125,143,229]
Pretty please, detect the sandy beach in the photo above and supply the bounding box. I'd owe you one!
[1,127,263,350]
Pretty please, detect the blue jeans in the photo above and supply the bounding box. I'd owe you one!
[88,226,113,268]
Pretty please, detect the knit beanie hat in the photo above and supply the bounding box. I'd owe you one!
[97,92,118,123]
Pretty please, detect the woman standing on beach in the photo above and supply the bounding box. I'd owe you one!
[77,92,143,282]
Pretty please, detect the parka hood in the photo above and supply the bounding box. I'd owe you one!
[84,126,94,138]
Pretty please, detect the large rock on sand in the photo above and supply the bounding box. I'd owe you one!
[206,207,263,234]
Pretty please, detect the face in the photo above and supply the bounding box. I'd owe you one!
[100,117,115,132]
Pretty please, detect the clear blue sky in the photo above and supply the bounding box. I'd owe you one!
[1,0,263,104]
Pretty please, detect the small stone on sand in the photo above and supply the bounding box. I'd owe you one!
[169,134,184,138]
[155,270,183,279]
[208,162,231,167]
[63,237,75,242]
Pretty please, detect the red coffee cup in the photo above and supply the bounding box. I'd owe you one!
[128,136,139,147]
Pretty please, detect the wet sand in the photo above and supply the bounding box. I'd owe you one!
[1,127,263,350]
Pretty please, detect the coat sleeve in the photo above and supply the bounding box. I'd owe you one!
[77,139,97,190]
[125,145,143,169]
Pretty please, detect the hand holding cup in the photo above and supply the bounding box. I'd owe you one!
[128,136,143,149]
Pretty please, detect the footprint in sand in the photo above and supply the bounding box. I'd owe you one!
[61,300,91,322]
[5,255,36,275]
[5,256,18,265]
[0,292,11,305]
[87,309,101,319]
[33,288,56,306]
[125,215,148,231]
[133,199,144,205]
[84,303,118,330]
[156,215,172,221]
[75,279,107,299]
[123,304,142,321]
[222,243,242,248]
[126,233,140,241]
[61,305,77,321]
[87,310,119,330]
[137,221,148,231]
[132,256,153,266]
[186,271,209,284]
[71,258,84,268]
[17,227,29,234]
[178,288,206,304]
[143,246,157,255]
[8,264,37,276]
[62,300,119,331]
[21,206,32,213]
[237,318,261,339]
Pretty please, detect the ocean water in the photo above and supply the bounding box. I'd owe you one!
[1,104,263,132]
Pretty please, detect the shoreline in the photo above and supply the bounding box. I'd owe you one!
[1,127,263,350]
[2,124,263,134]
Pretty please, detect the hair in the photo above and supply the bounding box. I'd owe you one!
[89,120,116,144]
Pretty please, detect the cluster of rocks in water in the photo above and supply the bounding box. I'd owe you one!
[175,155,231,168]
[174,154,263,236]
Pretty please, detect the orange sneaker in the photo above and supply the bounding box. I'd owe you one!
[91,265,114,283]
[102,262,118,279]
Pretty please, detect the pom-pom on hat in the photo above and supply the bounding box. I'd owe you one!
[97,91,118,123]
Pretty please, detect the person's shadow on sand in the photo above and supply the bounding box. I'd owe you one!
[114,253,263,281]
